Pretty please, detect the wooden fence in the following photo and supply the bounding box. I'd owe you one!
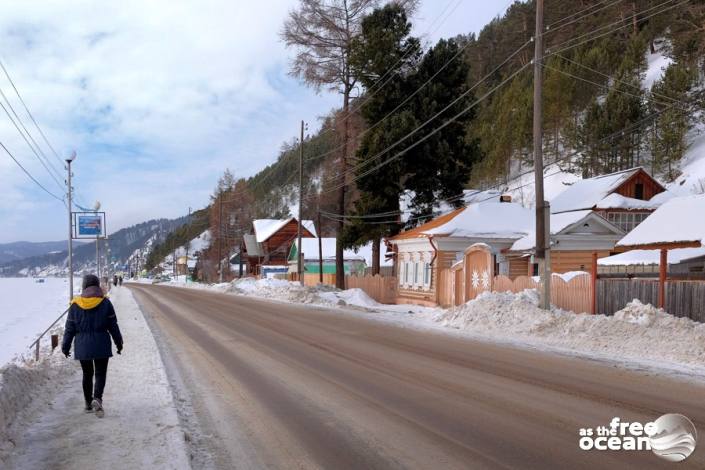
[437,270,593,314]
[494,275,592,313]
[597,278,705,322]
[346,274,398,304]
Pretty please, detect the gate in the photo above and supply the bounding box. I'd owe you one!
[464,244,494,301]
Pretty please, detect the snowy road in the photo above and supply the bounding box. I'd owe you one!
[129,284,705,469]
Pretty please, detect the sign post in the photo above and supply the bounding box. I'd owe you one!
[72,212,107,280]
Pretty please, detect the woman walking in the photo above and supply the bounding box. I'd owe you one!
[62,274,123,418]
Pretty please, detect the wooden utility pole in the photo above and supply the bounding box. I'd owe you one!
[533,0,551,309]
[218,197,223,283]
[318,211,323,284]
[297,120,305,286]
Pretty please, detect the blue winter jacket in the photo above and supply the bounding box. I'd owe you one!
[61,286,123,360]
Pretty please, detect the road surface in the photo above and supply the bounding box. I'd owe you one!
[128,284,705,469]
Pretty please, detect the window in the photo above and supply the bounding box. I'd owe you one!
[413,262,420,286]
[606,212,650,232]
[423,263,431,289]
[399,263,406,286]
[634,183,644,200]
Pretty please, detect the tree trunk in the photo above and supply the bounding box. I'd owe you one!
[372,236,380,275]
[335,85,350,289]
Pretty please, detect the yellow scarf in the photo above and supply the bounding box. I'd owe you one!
[71,296,104,309]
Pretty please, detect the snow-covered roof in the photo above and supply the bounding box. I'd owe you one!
[293,238,393,266]
[598,247,705,266]
[510,210,593,251]
[252,218,317,243]
[616,194,705,248]
[594,193,663,211]
[393,202,533,241]
[550,167,653,213]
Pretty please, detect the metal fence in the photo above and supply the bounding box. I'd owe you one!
[596,278,705,322]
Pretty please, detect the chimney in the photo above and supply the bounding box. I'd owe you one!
[499,194,512,203]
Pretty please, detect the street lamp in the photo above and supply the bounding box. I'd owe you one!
[66,151,76,302]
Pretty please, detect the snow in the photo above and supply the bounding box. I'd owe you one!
[2,287,190,469]
[0,278,79,368]
[511,210,592,251]
[253,218,317,243]
[617,194,705,247]
[595,192,664,210]
[435,290,705,369]
[667,125,705,197]
[549,167,641,213]
[554,271,589,282]
[422,202,533,239]
[643,44,673,90]
[598,246,705,266]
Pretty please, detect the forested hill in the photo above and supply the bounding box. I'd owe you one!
[154,0,705,278]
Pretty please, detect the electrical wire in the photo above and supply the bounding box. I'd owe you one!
[0,140,64,202]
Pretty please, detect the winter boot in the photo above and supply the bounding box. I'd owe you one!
[92,398,104,418]
[84,402,94,413]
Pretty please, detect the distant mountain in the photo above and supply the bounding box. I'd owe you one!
[0,216,189,277]
[0,240,86,264]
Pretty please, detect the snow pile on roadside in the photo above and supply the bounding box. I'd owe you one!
[436,290,705,367]
[0,326,71,462]
[229,278,351,306]
[613,299,661,326]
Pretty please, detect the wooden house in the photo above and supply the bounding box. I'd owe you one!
[242,218,316,275]
[510,167,668,275]
[550,167,666,233]
[387,200,533,306]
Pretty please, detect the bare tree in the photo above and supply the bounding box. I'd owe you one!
[282,0,381,288]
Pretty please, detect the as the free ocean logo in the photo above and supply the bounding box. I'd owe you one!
[579,414,697,462]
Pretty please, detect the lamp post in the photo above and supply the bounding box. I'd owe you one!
[66,151,76,302]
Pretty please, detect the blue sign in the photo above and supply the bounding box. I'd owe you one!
[78,215,102,236]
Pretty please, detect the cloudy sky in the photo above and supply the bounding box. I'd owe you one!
[0,0,511,243]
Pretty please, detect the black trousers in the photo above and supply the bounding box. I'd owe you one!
[79,358,109,403]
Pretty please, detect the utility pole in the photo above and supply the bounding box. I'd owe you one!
[66,151,76,302]
[96,236,100,279]
[318,211,323,284]
[533,0,551,309]
[297,120,305,286]
[185,206,191,282]
[218,197,223,283]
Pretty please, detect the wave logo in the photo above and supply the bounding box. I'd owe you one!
[650,414,698,462]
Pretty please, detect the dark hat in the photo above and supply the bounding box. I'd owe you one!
[82,274,100,290]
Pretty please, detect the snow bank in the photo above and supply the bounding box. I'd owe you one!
[0,325,71,462]
[229,278,353,306]
[436,290,705,368]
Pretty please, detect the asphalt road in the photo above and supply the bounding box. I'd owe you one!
[128,284,705,470]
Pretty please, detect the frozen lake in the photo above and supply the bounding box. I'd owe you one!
[0,278,77,366]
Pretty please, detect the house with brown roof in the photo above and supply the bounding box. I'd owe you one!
[242,217,317,275]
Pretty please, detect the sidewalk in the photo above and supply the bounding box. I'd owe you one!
[5,287,190,469]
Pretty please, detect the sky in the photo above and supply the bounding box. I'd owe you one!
[0,0,512,243]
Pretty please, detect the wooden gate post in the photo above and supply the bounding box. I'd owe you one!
[591,252,597,315]
[658,248,667,309]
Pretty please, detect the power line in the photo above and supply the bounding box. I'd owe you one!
[0,59,64,166]
[0,100,64,190]
[544,0,624,33]
[0,140,64,202]
[545,0,686,59]
[541,62,676,109]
